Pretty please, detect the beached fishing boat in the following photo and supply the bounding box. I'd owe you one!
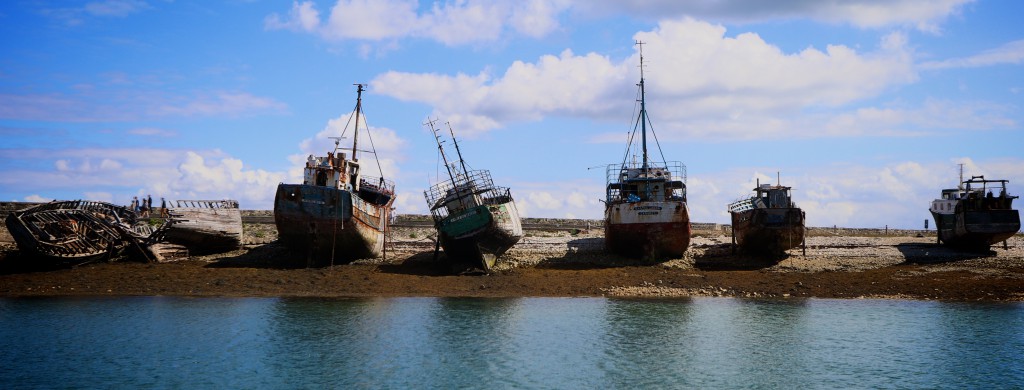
[930,175,1019,250]
[274,84,396,266]
[604,42,690,259]
[165,199,243,254]
[728,178,805,255]
[4,200,170,265]
[424,120,523,271]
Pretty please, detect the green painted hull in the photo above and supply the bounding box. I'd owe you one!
[436,202,523,271]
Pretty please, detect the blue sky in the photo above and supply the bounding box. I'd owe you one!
[1,0,1021,229]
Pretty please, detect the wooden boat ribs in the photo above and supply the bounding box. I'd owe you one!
[4,200,173,265]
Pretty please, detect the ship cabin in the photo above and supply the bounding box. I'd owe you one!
[304,152,394,205]
[931,188,962,214]
[932,176,1017,214]
[728,184,795,213]
[426,170,512,221]
[755,184,794,209]
[441,182,482,215]
[606,163,686,204]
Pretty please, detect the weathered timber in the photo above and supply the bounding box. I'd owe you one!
[166,200,243,255]
[4,200,171,265]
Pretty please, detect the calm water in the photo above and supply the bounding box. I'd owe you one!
[1,297,1022,389]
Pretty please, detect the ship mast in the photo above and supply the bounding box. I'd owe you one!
[958,163,965,190]
[427,118,457,184]
[446,122,469,178]
[637,40,649,173]
[351,84,364,162]
[427,118,467,209]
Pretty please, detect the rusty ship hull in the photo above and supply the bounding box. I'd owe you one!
[605,200,690,259]
[930,176,1019,250]
[274,184,390,265]
[931,208,1019,249]
[435,201,523,271]
[730,208,804,255]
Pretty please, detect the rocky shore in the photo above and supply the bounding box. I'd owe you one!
[1,218,1022,301]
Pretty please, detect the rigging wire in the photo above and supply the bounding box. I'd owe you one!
[357,106,387,183]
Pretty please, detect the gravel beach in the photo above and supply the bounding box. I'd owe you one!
[2,222,1022,301]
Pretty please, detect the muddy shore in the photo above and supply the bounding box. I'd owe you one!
[2,222,1022,301]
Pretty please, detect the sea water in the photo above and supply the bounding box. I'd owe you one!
[1,297,1021,389]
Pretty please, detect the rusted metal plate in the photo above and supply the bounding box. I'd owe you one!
[731,208,804,254]
[605,200,690,259]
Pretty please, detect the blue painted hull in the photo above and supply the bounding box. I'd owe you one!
[274,184,387,265]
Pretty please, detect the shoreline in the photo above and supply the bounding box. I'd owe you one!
[2,222,1023,301]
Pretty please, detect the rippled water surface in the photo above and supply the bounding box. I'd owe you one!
[1,297,1022,388]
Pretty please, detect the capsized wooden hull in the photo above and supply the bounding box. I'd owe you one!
[932,209,1020,249]
[166,200,242,254]
[436,201,523,271]
[274,183,389,265]
[604,200,690,259]
[3,200,165,265]
[731,207,804,254]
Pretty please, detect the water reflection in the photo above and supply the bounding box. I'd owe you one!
[1,297,1022,389]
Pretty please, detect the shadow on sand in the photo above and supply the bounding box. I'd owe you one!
[896,242,998,264]
[533,237,654,270]
[693,243,787,271]
[205,242,322,270]
[377,251,489,276]
[0,250,75,275]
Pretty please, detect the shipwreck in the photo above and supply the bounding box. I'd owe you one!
[930,174,1020,250]
[274,84,396,266]
[165,199,243,255]
[603,41,690,259]
[424,119,523,272]
[4,200,172,265]
[727,177,806,256]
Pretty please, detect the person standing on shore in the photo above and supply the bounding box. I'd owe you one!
[160,198,169,218]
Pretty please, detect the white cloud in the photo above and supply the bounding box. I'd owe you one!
[169,152,286,207]
[373,19,917,138]
[24,194,54,202]
[128,127,177,137]
[152,92,289,118]
[265,0,570,46]
[508,180,604,218]
[0,90,288,122]
[527,191,562,210]
[293,110,408,181]
[819,99,1016,137]
[83,192,114,202]
[267,0,971,46]
[686,158,1023,229]
[921,39,1024,70]
[0,148,286,209]
[490,158,1020,228]
[576,0,973,32]
[84,0,148,17]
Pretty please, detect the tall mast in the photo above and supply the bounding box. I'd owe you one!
[427,118,456,184]
[427,118,467,209]
[958,163,965,190]
[351,84,364,162]
[446,122,469,177]
[637,40,649,172]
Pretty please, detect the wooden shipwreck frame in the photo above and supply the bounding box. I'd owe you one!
[4,200,172,265]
